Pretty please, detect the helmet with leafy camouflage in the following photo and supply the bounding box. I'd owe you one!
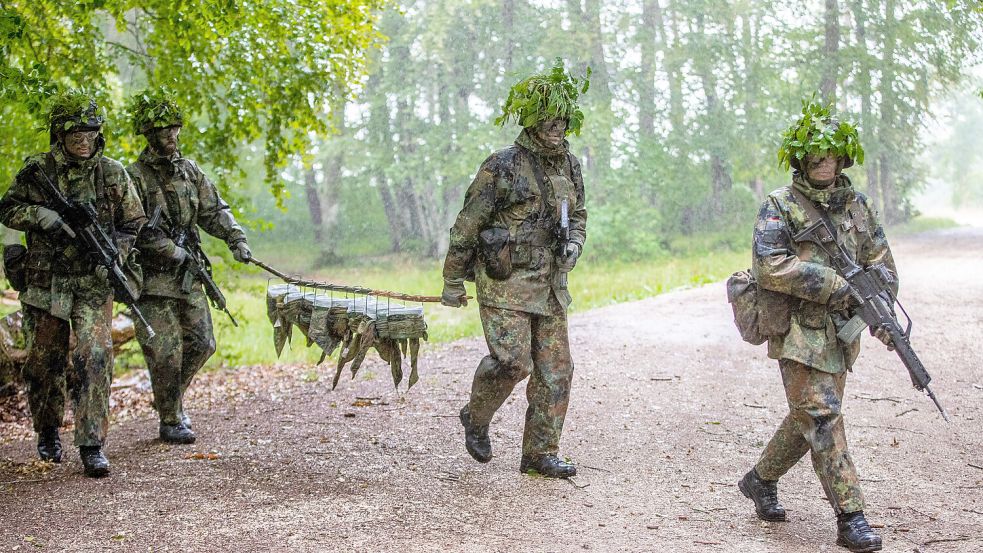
[128,87,184,135]
[47,90,105,144]
[779,99,864,172]
[494,58,591,136]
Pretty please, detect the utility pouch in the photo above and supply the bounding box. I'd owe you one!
[3,244,28,292]
[726,269,792,345]
[478,226,512,280]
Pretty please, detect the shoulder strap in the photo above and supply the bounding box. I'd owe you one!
[790,186,838,243]
[44,152,56,184]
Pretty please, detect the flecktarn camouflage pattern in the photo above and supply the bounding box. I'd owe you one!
[266,284,428,390]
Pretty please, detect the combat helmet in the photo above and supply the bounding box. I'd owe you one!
[47,90,105,145]
[779,99,863,172]
[128,87,184,135]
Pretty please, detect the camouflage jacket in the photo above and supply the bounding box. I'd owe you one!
[0,143,146,319]
[443,129,587,316]
[752,174,897,373]
[126,148,246,299]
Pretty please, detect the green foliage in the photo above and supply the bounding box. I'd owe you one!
[778,98,865,171]
[0,0,389,199]
[45,88,105,134]
[126,87,183,135]
[494,58,591,136]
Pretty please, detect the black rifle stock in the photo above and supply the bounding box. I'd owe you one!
[174,229,238,327]
[33,167,156,338]
[793,219,949,421]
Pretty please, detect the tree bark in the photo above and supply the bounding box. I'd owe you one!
[820,0,840,104]
[878,0,901,223]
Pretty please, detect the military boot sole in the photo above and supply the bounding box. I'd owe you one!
[459,408,492,463]
[836,536,882,553]
[159,432,197,445]
[83,465,110,478]
[738,475,787,522]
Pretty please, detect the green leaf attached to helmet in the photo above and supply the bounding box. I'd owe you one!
[778,97,865,171]
[127,87,184,135]
[494,58,591,136]
[46,89,105,140]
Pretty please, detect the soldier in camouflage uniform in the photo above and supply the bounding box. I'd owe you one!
[442,63,588,478]
[0,91,146,477]
[125,89,250,444]
[738,106,893,552]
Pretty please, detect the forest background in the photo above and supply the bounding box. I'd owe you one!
[2,0,983,369]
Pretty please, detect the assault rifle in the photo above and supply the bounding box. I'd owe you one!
[558,198,570,289]
[33,167,156,338]
[793,219,949,422]
[174,227,238,327]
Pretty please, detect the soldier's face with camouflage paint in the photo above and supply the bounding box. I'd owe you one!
[804,154,841,188]
[535,118,568,147]
[150,126,181,156]
[63,128,100,159]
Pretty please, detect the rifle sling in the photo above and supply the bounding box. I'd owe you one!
[790,185,840,245]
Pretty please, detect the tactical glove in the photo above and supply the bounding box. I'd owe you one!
[873,327,895,351]
[557,243,581,273]
[441,278,468,308]
[232,241,252,263]
[36,207,65,232]
[95,265,109,281]
[170,245,188,266]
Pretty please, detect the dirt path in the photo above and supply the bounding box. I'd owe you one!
[2,229,982,553]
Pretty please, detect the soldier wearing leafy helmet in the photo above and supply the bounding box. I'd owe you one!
[124,88,250,444]
[0,90,147,477]
[736,100,895,552]
[441,60,588,478]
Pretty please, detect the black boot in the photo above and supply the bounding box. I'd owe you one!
[836,511,882,552]
[459,406,491,463]
[738,468,787,522]
[159,423,196,444]
[79,446,110,478]
[520,454,577,478]
[37,427,62,463]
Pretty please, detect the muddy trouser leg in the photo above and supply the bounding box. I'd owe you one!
[467,305,533,427]
[176,290,216,418]
[522,308,573,457]
[69,297,114,448]
[756,358,865,514]
[135,296,183,426]
[21,306,70,433]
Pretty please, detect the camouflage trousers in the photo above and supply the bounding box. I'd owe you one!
[22,300,114,448]
[755,358,865,514]
[134,290,216,426]
[468,302,574,457]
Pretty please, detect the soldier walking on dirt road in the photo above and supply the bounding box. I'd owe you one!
[737,102,895,552]
[441,60,589,478]
[0,91,146,477]
[125,89,251,445]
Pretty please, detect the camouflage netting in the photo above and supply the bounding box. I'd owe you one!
[266,284,428,390]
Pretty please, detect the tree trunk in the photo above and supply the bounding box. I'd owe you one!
[665,2,685,142]
[820,0,840,104]
[878,0,902,223]
[377,181,403,253]
[304,170,323,243]
[638,0,661,140]
[850,0,880,212]
[566,0,613,174]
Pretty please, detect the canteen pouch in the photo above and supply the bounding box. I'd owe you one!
[478,226,512,280]
[3,244,28,292]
